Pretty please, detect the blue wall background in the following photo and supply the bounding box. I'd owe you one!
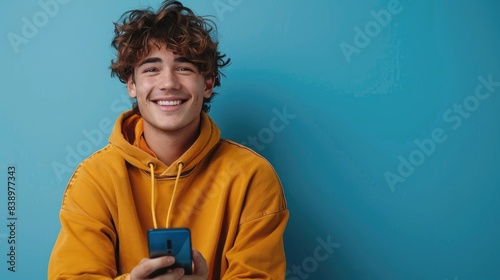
[1,0,499,279]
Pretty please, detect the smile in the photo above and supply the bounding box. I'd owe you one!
[157,100,183,106]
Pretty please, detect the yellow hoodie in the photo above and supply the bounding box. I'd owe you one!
[48,111,289,279]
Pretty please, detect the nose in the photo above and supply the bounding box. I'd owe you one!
[159,70,181,90]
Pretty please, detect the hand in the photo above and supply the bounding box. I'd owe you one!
[129,250,208,280]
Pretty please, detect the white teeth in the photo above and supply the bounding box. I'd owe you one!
[157,100,182,106]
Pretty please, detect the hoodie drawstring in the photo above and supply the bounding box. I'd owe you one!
[148,162,184,229]
[148,163,157,229]
[167,162,183,228]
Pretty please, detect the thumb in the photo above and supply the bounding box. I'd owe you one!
[192,249,209,278]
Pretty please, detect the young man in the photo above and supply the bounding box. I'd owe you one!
[48,1,289,279]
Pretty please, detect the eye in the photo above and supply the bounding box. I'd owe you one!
[143,67,158,73]
[177,67,194,72]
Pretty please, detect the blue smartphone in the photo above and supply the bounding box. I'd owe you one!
[147,228,193,277]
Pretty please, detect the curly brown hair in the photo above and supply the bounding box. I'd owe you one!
[110,0,230,113]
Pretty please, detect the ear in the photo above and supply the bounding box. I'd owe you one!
[126,75,137,98]
[203,75,215,98]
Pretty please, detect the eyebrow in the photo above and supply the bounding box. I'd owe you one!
[137,56,195,68]
[174,57,195,64]
[138,57,162,67]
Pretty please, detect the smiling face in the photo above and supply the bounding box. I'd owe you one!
[127,45,214,137]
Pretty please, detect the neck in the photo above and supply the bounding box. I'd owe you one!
[143,118,201,166]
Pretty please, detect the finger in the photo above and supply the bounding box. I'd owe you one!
[151,267,184,280]
[192,250,209,278]
[130,256,176,279]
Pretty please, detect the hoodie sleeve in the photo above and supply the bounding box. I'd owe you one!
[222,158,290,280]
[47,162,131,280]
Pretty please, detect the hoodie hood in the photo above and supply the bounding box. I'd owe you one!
[109,110,221,177]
